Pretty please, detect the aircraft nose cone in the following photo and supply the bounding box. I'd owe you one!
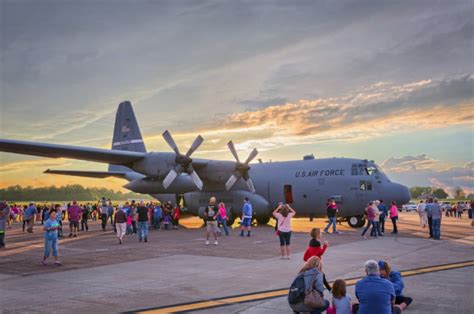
[394,183,411,205]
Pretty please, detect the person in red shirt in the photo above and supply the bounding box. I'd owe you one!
[303,227,332,291]
[304,227,329,261]
[172,205,181,229]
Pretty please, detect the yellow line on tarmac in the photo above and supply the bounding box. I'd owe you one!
[134,260,474,314]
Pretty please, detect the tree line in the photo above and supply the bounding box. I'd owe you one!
[0,185,152,202]
[409,186,473,200]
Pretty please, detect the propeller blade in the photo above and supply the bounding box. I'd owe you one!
[225,174,239,191]
[189,170,204,190]
[162,169,178,189]
[244,148,259,165]
[227,141,240,163]
[245,178,256,194]
[162,130,181,155]
[185,135,204,157]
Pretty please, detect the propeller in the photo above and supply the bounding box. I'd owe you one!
[162,130,204,190]
[225,141,258,193]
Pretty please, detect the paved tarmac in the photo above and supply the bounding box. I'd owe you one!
[0,213,472,313]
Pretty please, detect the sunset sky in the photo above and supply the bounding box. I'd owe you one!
[1,1,473,196]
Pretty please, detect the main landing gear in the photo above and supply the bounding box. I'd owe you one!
[347,215,366,228]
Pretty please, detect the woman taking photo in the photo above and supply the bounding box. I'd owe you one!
[273,203,295,259]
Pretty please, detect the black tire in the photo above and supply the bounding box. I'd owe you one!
[347,215,365,228]
[226,213,235,226]
[256,216,270,225]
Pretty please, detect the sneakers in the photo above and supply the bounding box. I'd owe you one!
[41,260,47,266]
[214,240,218,245]
[144,237,148,243]
[322,230,329,234]
[119,239,122,244]
[73,234,77,238]
[205,240,210,245]
[54,261,62,266]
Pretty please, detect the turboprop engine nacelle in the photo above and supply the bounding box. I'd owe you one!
[184,190,270,219]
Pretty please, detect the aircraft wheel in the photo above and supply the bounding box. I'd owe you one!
[348,215,365,228]
[226,213,235,226]
[256,216,270,225]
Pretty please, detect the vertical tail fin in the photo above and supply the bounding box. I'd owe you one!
[108,101,146,172]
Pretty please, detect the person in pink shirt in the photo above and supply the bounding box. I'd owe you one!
[272,203,296,259]
[67,200,81,238]
[217,202,229,236]
[389,201,399,234]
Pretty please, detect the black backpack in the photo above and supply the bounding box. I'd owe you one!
[288,273,305,304]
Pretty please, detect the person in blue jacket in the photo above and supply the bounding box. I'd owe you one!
[379,260,413,311]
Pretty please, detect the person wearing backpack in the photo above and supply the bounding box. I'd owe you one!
[273,203,296,259]
[288,256,329,313]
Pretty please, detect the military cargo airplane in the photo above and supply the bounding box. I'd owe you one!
[0,101,410,227]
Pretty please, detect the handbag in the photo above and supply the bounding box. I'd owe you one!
[304,272,325,308]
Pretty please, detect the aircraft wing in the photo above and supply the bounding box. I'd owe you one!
[0,139,145,165]
[44,169,128,178]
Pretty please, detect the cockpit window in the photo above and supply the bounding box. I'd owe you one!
[366,166,378,176]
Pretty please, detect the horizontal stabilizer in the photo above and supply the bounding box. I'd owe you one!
[44,169,128,178]
[0,139,145,165]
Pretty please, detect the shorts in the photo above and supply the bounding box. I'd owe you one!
[241,217,252,227]
[278,231,292,246]
[206,221,218,233]
[69,221,79,228]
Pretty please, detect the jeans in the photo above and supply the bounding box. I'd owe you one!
[81,218,88,231]
[100,213,107,230]
[137,221,149,239]
[391,217,398,233]
[324,217,337,233]
[428,216,433,237]
[361,220,373,236]
[370,221,382,236]
[432,218,441,239]
[153,217,161,229]
[380,213,386,233]
[44,238,59,257]
[217,216,229,235]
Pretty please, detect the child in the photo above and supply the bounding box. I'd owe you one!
[42,209,61,266]
[303,228,329,261]
[126,214,133,235]
[303,228,331,291]
[327,279,352,314]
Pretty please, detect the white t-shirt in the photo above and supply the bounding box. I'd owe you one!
[275,212,295,232]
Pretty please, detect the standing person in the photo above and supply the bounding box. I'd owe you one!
[25,202,38,233]
[354,260,396,314]
[288,256,330,314]
[0,201,11,249]
[41,209,61,266]
[370,202,382,237]
[81,204,90,231]
[107,199,114,225]
[99,197,108,231]
[323,199,339,234]
[130,200,138,234]
[327,279,352,314]
[8,203,19,229]
[389,201,399,234]
[273,203,296,259]
[67,200,81,238]
[378,260,413,311]
[469,200,474,227]
[378,200,388,234]
[431,199,442,240]
[204,197,219,245]
[456,202,464,219]
[217,202,229,236]
[425,198,434,238]
[240,197,253,237]
[114,205,127,244]
[361,202,375,239]
[172,204,181,229]
[136,201,149,242]
[22,205,28,232]
[444,202,452,218]
[152,202,162,230]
